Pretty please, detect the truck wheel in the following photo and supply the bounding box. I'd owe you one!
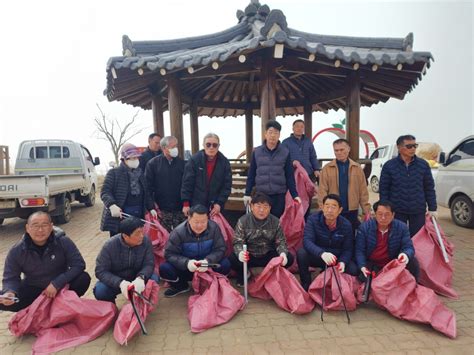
[451,195,474,228]
[55,197,72,224]
[84,185,96,207]
[370,176,379,193]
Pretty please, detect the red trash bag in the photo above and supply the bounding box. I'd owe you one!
[9,287,117,354]
[144,211,170,275]
[248,257,315,314]
[114,280,160,345]
[308,269,360,311]
[280,201,305,251]
[412,215,458,299]
[210,213,234,256]
[371,259,457,338]
[188,270,245,333]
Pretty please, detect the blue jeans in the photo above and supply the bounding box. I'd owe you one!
[93,273,160,302]
[159,258,231,288]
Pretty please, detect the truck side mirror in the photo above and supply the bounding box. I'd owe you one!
[438,152,446,165]
[93,157,101,166]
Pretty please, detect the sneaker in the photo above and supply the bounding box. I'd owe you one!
[164,285,190,298]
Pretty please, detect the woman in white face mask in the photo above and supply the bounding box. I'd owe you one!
[99,142,157,237]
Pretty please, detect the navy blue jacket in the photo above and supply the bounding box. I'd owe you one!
[355,218,415,269]
[282,134,320,176]
[2,228,86,293]
[164,220,226,271]
[303,211,353,264]
[139,147,161,169]
[379,155,436,214]
[95,234,154,289]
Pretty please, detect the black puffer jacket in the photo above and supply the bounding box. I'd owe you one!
[2,228,86,293]
[100,163,154,233]
[181,150,232,209]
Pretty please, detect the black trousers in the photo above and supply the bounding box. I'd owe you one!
[395,212,425,237]
[0,271,91,312]
[341,210,360,235]
[267,193,286,218]
[359,257,420,282]
[229,250,294,282]
[297,248,358,289]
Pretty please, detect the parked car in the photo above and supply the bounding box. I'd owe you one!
[0,140,100,225]
[436,135,474,228]
[368,142,440,193]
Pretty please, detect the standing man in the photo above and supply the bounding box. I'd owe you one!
[355,200,419,280]
[379,134,437,236]
[181,133,232,217]
[139,133,162,169]
[0,212,91,312]
[319,138,370,232]
[94,217,158,303]
[297,194,357,291]
[230,192,294,286]
[160,204,231,297]
[282,119,321,182]
[244,120,301,218]
[146,136,186,231]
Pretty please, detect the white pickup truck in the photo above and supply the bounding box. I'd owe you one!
[0,140,100,225]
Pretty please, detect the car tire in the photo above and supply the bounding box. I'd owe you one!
[370,176,379,193]
[84,185,96,207]
[450,195,474,228]
[55,196,72,224]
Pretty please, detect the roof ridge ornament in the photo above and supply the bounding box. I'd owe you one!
[403,32,414,52]
[260,9,288,39]
[122,35,135,57]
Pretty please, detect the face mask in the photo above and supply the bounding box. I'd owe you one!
[169,147,179,158]
[126,159,139,169]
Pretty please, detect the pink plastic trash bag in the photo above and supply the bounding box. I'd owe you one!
[248,257,315,314]
[211,213,234,256]
[280,201,305,251]
[308,269,359,311]
[144,211,170,275]
[412,215,458,299]
[114,280,160,345]
[371,259,457,338]
[188,270,245,333]
[9,287,117,354]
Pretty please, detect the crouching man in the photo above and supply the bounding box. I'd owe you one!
[297,194,358,291]
[160,204,231,297]
[230,192,294,286]
[94,217,158,302]
[0,212,91,312]
[355,200,420,280]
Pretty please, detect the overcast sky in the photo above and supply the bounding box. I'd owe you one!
[0,0,472,173]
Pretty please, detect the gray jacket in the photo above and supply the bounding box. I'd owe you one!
[2,228,86,293]
[95,234,154,289]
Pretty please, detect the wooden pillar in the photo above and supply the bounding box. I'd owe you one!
[245,107,253,163]
[151,93,164,137]
[304,100,312,139]
[259,55,276,140]
[345,72,361,161]
[167,76,184,158]
[190,101,199,154]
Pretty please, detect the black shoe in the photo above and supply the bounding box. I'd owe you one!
[164,285,190,298]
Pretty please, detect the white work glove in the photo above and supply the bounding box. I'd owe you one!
[321,252,337,266]
[361,267,370,278]
[120,280,132,300]
[238,250,250,263]
[196,259,208,273]
[110,204,122,218]
[132,277,145,294]
[294,197,302,204]
[150,209,158,218]
[187,259,198,272]
[337,262,345,273]
[428,211,438,219]
[243,195,252,207]
[280,253,288,266]
[398,253,409,264]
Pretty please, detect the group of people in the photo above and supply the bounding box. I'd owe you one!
[1,122,437,313]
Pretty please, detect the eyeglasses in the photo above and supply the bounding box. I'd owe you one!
[205,143,219,148]
[29,223,52,231]
[404,144,418,149]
